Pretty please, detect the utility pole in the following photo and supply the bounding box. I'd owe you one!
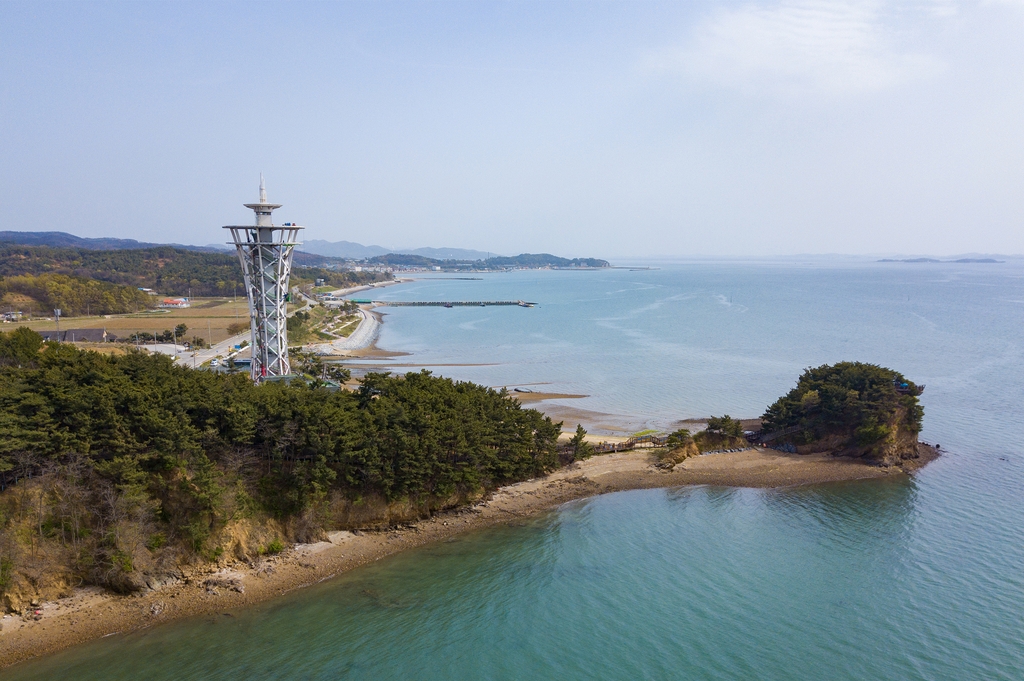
[54,309,61,342]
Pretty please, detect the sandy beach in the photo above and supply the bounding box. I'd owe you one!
[0,442,937,669]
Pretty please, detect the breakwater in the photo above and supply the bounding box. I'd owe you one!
[348,300,535,307]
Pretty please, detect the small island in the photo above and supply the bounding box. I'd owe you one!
[759,361,930,468]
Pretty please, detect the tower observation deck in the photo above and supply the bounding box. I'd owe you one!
[224,175,302,381]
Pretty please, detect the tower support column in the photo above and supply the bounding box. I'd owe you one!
[224,176,303,381]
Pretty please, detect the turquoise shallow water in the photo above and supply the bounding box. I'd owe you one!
[7,261,1024,679]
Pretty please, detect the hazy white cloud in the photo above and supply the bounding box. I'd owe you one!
[656,0,946,95]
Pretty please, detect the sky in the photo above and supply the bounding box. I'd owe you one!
[1,1,1022,258]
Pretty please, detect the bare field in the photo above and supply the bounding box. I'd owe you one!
[4,298,251,345]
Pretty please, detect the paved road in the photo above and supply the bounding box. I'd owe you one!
[174,332,249,368]
[175,286,313,369]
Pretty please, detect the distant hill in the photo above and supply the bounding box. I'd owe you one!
[301,239,391,259]
[485,253,609,268]
[0,231,592,268]
[399,246,495,260]
[367,252,610,269]
[0,230,349,268]
[301,239,494,261]
[0,244,386,299]
[0,230,218,253]
[878,257,1004,264]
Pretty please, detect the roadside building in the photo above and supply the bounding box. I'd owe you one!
[39,328,118,343]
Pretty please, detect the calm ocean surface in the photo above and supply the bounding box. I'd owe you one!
[9,261,1024,680]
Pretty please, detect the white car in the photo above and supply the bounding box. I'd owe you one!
[210,359,220,367]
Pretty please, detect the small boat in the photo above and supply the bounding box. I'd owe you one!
[444,302,453,308]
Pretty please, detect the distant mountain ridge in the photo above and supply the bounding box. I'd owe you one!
[0,231,220,253]
[1,231,496,262]
[400,246,497,261]
[301,239,494,261]
[300,239,389,258]
[0,231,604,267]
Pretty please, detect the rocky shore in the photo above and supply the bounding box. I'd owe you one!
[0,443,937,669]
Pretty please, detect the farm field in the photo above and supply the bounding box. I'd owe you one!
[3,297,253,346]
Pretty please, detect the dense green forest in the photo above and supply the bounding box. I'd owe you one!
[0,273,154,316]
[761,362,924,461]
[0,329,563,607]
[0,244,389,299]
[366,252,610,269]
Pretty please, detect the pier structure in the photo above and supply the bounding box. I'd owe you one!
[224,175,302,381]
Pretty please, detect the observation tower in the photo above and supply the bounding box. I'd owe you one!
[224,175,302,381]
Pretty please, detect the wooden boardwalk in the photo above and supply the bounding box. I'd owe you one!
[560,434,669,456]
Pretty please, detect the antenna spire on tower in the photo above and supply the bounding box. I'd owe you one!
[259,173,267,203]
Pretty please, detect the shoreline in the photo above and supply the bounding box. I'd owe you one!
[308,307,383,354]
[307,277,409,355]
[0,444,938,670]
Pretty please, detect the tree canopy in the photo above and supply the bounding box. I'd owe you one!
[0,273,153,316]
[0,330,561,600]
[0,243,389,299]
[761,362,923,449]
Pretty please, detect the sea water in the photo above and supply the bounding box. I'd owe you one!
[7,261,1024,680]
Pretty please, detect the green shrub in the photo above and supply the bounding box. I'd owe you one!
[705,416,743,437]
[856,423,891,445]
[111,549,133,573]
[183,519,211,553]
[665,429,692,447]
[567,424,594,462]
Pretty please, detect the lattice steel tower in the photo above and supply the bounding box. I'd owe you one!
[224,175,302,381]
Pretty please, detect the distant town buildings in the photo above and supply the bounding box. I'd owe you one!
[159,298,191,308]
